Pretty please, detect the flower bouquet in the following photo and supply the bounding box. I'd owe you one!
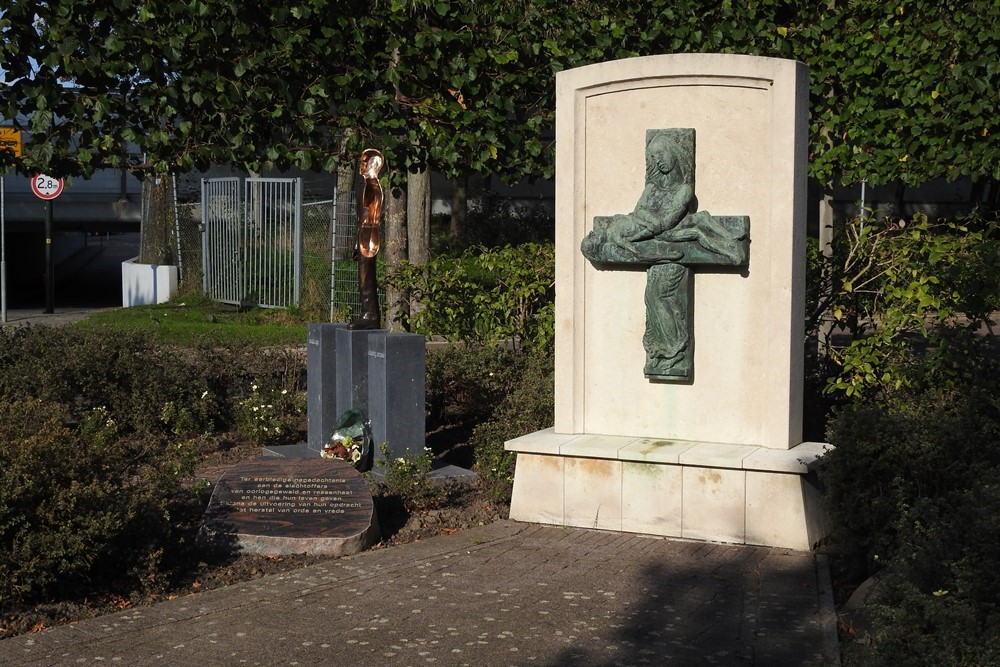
[321,408,373,472]
[321,434,362,464]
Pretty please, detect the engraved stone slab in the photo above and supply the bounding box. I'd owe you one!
[200,457,379,557]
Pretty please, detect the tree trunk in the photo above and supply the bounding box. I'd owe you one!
[333,130,357,262]
[384,178,408,331]
[138,174,176,265]
[450,175,467,243]
[407,168,431,266]
[407,169,431,321]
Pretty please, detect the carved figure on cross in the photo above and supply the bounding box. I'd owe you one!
[580,129,750,380]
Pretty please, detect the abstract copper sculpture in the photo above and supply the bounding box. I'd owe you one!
[349,148,384,330]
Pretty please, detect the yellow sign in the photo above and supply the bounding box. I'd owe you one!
[0,127,22,157]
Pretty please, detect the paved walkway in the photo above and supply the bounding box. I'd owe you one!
[0,307,109,327]
[0,521,838,666]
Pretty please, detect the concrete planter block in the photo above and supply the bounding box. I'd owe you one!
[121,257,177,306]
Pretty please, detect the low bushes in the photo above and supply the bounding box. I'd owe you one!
[819,370,1000,665]
[0,324,547,609]
[389,242,554,352]
[0,326,307,444]
[0,326,308,608]
[807,210,1000,663]
[425,344,553,489]
[0,399,199,602]
[468,348,553,486]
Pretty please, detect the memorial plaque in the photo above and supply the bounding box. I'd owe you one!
[200,457,379,557]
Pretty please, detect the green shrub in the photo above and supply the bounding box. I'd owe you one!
[234,382,304,446]
[0,326,215,436]
[808,211,1000,398]
[0,326,307,445]
[820,375,1000,665]
[423,345,553,497]
[469,348,554,486]
[0,399,199,602]
[845,483,1000,667]
[425,344,528,430]
[389,242,554,351]
[820,379,1000,571]
[370,444,452,512]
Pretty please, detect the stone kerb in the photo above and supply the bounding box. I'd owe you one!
[554,53,809,450]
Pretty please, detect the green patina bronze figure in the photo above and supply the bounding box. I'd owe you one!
[581,129,749,381]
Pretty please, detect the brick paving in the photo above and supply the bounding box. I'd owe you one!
[0,520,838,666]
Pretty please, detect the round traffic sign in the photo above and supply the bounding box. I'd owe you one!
[31,173,64,200]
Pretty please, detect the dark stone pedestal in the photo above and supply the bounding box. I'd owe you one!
[306,326,426,466]
[368,332,426,466]
[335,327,380,434]
[306,323,346,453]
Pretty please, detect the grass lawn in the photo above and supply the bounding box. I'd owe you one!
[74,296,312,347]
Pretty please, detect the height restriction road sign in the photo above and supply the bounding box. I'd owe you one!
[31,173,64,200]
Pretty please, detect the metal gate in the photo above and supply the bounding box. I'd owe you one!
[201,177,303,308]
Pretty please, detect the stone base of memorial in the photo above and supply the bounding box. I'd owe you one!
[200,457,379,557]
[506,431,830,550]
[306,324,426,470]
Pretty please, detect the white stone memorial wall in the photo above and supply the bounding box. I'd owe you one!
[554,53,808,449]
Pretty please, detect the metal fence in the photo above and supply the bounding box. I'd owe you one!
[200,177,241,304]
[195,173,362,319]
[201,177,302,308]
[328,182,362,320]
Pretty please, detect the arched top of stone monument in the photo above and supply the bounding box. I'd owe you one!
[556,53,807,91]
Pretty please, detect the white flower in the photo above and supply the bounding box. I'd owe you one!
[201,391,209,399]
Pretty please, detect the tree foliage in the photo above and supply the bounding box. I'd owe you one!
[1,0,997,191]
[782,0,1000,188]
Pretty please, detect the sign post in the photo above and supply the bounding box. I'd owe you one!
[0,127,20,324]
[1,174,6,323]
[32,174,64,314]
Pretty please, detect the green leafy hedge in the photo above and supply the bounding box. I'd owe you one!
[389,242,554,352]
[0,399,198,601]
[0,326,307,443]
[819,373,1000,665]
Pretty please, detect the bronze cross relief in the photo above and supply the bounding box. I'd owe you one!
[580,129,750,381]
